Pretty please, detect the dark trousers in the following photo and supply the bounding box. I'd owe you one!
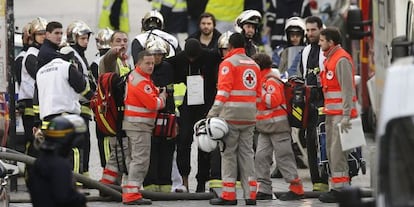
[144,137,175,186]
[176,105,206,177]
[81,116,90,173]
[95,126,109,168]
[196,146,221,183]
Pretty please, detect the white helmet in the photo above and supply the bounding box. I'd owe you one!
[145,36,169,55]
[284,17,306,34]
[95,27,114,50]
[142,10,164,31]
[218,31,233,49]
[234,10,262,33]
[205,117,229,140]
[194,119,218,152]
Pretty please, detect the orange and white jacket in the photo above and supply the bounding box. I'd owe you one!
[207,48,260,125]
[256,68,290,133]
[123,67,165,126]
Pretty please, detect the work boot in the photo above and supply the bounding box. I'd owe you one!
[319,189,340,203]
[245,199,256,205]
[278,191,304,201]
[210,198,237,205]
[123,198,152,205]
[256,192,273,200]
[159,185,172,193]
[313,183,329,192]
[144,184,160,192]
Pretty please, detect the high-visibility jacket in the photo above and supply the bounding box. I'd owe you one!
[208,48,260,124]
[173,82,186,115]
[205,0,243,22]
[123,67,165,125]
[256,69,288,124]
[152,0,187,12]
[321,46,358,118]
[99,0,130,33]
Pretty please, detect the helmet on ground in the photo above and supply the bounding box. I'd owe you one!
[205,117,229,140]
[145,36,169,55]
[95,27,114,50]
[194,119,218,152]
[66,20,93,45]
[285,17,306,35]
[142,10,164,31]
[218,31,233,49]
[42,114,87,156]
[29,17,48,38]
[234,10,262,33]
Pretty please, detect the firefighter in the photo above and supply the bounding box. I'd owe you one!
[18,17,47,159]
[98,0,130,32]
[207,33,260,206]
[142,36,176,193]
[121,50,167,205]
[298,16,330,192]
[37,21,64,68]
[66,20,94,177]
[90,27,114,168]
[318,27,358,203]
[28,114,87,207]
[234,10,262,57]
[131,10,180,63]
[252,53,305,201]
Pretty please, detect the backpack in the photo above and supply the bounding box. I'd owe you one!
[90,72,127,136]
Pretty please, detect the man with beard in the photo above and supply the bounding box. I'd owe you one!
[234,10,262,57]
[187,12,222,192]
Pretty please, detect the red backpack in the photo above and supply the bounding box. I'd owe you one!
[90,72,126,136]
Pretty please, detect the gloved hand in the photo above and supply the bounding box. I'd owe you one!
[339,117,352,133]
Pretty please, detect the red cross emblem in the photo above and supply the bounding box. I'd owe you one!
[243,69,256,89]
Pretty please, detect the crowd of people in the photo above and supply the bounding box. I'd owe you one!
[12,0,358,206]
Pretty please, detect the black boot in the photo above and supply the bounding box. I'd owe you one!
[319,189,340,203]
[196,181,206,193]
[210,198,237,205]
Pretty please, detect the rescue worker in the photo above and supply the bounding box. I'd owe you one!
[98,30,131,186]
[205,0,243,33]
[143,36,176,193]
[121,50,167,205]
[18,17,47,158]
[66,20,94,177]
[318,27,358,203]
[131,10,180,63]
[37,21,64,68]
[90,27,114,168]
[13,22,32,153]
[234,10,262,57]
[167,39,221,191]
[28,114,88,207]
[252,53,305,201]
[187,12,222,193]
[98,0,130,32]
[207,33,260,206]
[151,0,188,36]
[299,16,329,192]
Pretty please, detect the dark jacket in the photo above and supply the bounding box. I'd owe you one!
[167,49,221,113]
[151,61,175,113]
[38,39,62,68]
[187,29,222,51]
[28,151,87,207]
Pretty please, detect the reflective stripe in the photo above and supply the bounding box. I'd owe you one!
[324,91,342,99]
[156,97,164,109]
[257,116,288,124]
[81,105,92,116]
[256,97,261,103]
[41,121,50,130]
[275,18,285,24]
[126,180,141,187]
[257,105,286,115]
[248,177,257,199]
[213,100,224,106]
[324,102,356,111]
[72,148,80,174]
[271,35,285,41]
[217,90,230,98]
[80,83,91,96]
[98,112,116,135]
[230,90,256,96]
[265,94,272,108]
[124,116,155,123]
[209,179,223,188]
[33,105,39,113]
[125,105,153,113]
[223,102,256,108]
[123,186,140,193]
[24,107,34,116]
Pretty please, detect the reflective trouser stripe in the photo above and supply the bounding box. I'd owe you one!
[221,181,236,200]
[289,178,304,195]
[104,136,111,162]
[248,177,257,199]
[122,184,142,203]
[101,167,118,184]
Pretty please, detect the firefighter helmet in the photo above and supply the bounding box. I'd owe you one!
[42,115,87,156]
[218,31,233,49]
[29,17,48,38]
[95,27,114,50]
[66,20,93,45]
[285,17,306,34]
[234,10,262,33]
[194,119,218,152]
[142,10,164,31]
[22,22,32,45]
[205,117,229,140]
[145,36,169,55]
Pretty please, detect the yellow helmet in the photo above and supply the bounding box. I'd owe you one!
[141,10,164,31]
[29,17,48,38]
[95,27,114,50]
[145,36,169,55]
[66,20,93,45]
[218,31,234,49]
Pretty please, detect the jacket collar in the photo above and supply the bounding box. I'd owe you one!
[224,48,246,59]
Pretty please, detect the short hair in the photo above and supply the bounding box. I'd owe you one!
[252,53,272,70]
[229,33,245,49]
[137,50,153,63]
[110,30,128,42]
[46,21,62,33]
[198,12,216,27]
[320,27,342,45]
[305,16,323,29]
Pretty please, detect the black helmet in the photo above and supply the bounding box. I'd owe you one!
[41,114,86,156]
